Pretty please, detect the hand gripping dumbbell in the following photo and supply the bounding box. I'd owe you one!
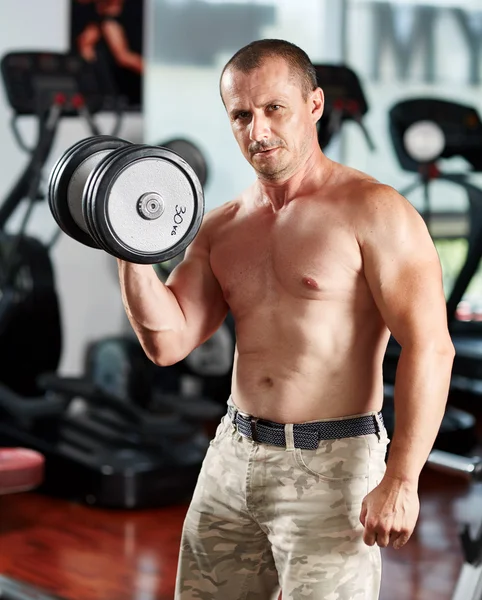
[48,135,204,264]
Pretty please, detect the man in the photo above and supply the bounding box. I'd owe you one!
[75,0,143,74]
[118,40,455,599]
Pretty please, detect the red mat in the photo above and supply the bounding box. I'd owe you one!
[0,448,44,494]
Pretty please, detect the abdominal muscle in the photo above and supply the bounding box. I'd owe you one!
[230,298,390,424]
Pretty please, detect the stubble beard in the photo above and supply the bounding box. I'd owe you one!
[255,160,289,181]
[251,147,292,181]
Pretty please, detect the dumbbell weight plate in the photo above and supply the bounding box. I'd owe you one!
[84,145,205,264]
[82,144,144,255]
[48,137,99,247]
[162,138,209,187]
[48,135,131,249]
[67,139,133,252]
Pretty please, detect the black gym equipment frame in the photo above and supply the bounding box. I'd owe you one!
[314,64,375,152]
[0,103,64,397]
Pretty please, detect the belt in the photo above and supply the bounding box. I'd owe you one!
[227,405,384,450]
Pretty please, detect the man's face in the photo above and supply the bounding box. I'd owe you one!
[221,57,322,181]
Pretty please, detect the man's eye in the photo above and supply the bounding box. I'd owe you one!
[269,105,281,111]
[235,112,250,120]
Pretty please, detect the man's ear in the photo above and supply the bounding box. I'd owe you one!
[311,87,324,123]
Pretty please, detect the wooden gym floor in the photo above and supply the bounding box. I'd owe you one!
[0,416,481,600]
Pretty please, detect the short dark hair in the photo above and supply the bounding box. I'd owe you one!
[220,39,318,101]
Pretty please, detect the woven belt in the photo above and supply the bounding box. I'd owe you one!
[227,405,384,450]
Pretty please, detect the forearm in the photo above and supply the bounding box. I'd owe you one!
[117,52,143,74]
[117,260,186,363]
[386,342,455,484]
[101,22,143,74]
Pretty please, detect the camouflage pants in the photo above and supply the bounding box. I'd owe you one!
[175,401,389,599]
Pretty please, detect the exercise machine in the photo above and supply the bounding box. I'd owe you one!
[314,63,375,152]
[388,98,482,598]
[383,97,482,453]
[0,51,220,509]
[0,51,118,397]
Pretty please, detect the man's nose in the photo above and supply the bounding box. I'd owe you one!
[249,113,270,142]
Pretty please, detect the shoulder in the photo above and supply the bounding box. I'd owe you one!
[354,180,413,218]
[347,180,438,268]
[192,197,242,248]
[203,198,241,229]
[342,176,425,244]
[334,165,398,209]
[326,163,429,248]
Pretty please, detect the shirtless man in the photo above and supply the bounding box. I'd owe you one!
[118,40,455,599]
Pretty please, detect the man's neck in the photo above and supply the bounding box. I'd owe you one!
[255,149,332,211]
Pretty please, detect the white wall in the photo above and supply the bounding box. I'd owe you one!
[0,0,144,375]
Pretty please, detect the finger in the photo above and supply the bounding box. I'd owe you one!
[375,529,390,548]
[393,532,411,550]
[388,531,403,548]
[363,524,377,547]
[359,503,367,527]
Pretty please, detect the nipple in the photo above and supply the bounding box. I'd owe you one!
[302,277,320,290]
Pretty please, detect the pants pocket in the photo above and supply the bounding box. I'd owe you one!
[293,436,371,482]
[209,413,232,447]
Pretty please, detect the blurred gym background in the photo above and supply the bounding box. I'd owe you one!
[0,1,481,600]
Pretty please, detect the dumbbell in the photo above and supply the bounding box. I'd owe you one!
[48,135,204,264]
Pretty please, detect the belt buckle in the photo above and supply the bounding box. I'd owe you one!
[250,417,259,442]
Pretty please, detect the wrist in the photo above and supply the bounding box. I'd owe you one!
[383,471,419,489]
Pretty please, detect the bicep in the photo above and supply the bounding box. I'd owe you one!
[361,196,448,346]
[166,234,229,346]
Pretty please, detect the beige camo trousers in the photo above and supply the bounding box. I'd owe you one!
[175,402,389,600]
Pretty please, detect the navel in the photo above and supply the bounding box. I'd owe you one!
[261,376,274,388]
[302,276,320,290]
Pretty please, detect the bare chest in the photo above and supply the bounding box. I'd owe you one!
[210,211,366,309]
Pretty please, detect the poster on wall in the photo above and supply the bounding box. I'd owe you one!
[70,0,144,111]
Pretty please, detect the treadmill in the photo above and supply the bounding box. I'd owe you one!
[384,97,482,600]
[383,98,482,453]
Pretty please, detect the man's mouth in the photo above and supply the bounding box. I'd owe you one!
[253,147,279,156]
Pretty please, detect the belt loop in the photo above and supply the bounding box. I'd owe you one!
[285,424,295,451]
[231,408,238,432]
[250,417,258,442]
[373,414,381,441]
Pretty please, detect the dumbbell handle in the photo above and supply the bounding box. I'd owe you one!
[427,449,482,482]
